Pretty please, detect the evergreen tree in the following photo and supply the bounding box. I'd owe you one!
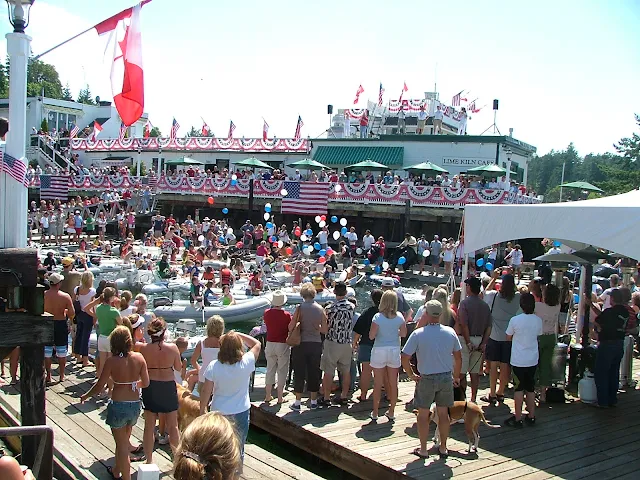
[149,126,162,137]
[61,82,74,101]
[614,114,640,167]
[0,59,7,98]
[77,84,96,105]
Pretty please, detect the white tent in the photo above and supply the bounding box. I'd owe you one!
[464,189,640,261]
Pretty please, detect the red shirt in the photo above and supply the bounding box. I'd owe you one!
[360,114,369,127]
[264,308,292,343]
[256,245,268,256]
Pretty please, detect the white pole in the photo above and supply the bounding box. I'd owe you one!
[136,150,141,177]
[1,32,31,248]
[505,155,512,185]
[559,161,566,202]
[460,255,469,300]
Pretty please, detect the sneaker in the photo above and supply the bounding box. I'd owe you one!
[289,403,301,412]
[157,434,169,445]
[309,402,318,410]
[503,415,523,428]
[524,415,536,426]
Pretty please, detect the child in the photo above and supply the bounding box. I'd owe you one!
[190,275,203,305]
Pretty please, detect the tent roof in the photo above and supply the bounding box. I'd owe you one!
[464,189,640,260]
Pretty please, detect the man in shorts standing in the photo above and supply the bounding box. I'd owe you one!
[44,273,75,383]
[402,300,462,459]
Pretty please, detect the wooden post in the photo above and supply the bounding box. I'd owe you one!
[403,200,411,234]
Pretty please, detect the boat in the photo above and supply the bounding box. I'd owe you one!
[347,273,366,287]
[115,268,157,290]
[153,296,271,323]
[368,274,400,287]
[141,277,192,295]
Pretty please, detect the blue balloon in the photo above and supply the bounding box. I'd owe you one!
[476,258,485,267]
[270,235,277,242]
[314,242,321,251]
[485,263,494,271]
[222,208,229,214]
[363,259,370,266]
[331,216,338,223]
[231,179,237,186]
[319,249,326,257]
[573,293,580,304]
[341,226,348,235]
[375,265,382,273]
[398,256,406,265]
[266,222,273,229]
[306,229,313,236]
[553,241,561,247]
[265,206,271,213]
[219,236,225,242]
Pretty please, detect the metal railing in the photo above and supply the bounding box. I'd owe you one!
[0,425,54,480]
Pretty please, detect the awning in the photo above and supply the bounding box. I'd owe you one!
[165,157,205,166]
[313,146,403,167]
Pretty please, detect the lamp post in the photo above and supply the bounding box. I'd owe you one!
[503,146,513,184]
[1,0,33,248]
[136,147,142,177]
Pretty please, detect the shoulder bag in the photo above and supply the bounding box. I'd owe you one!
[286,306,302,347]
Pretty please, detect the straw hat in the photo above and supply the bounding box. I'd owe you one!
[269,290,287,307]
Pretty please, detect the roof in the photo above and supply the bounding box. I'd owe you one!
[313,146,404,166]
[94,117,110,126]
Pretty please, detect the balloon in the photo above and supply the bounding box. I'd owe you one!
[264,213,270,220]
[485,263,494,271]
[334,184,342,192]
[422,249,431,257]
[219,236,225,242]
[295,228,301,236]
[314,216,321,224]
[318,256,326,264]
[271,236,278,243]
[332,231,340,240]
[265,222,271,229]
[573,293,580,304]
[265,206,271,213]
[314,242,321,250]
[227,227,233,234]
[382,261,389,270]
[319,249,326,257]
[281,189,288,196]
[375,265,381,273]
[222,207,229,214]
[340,218,347,226]
[398,256,406,265]
[553,241,561,247]
[319,220,326,228]
[300,234,308,242]
[231,174,238,180]
[285,247,293,255]
[277,240,283,248]
[326,248,334,256]
[236,241,243,248]
[304,246,314,255]
[320,215,326,222]
[198,235,205,242]
[265,203,272,208]
[331,216,338,223]
[341,227,348,235]
[207,197,214,205]
[306,229,313,236]
[356,248,363,255]
[476,258,485,267]
[364,259,370,266]
[231,179,237,186]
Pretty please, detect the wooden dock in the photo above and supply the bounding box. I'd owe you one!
[0,363,323,480]
[249,358,640,480]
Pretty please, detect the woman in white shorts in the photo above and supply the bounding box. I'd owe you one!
[368,290,407,422]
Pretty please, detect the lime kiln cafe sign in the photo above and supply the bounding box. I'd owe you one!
[441,157,495,167]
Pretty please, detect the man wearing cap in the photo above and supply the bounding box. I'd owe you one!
[457,277,492,402]
[44,273,75,383]
[401,300,462,459]
[60,257,82,296]
[381,278,413,322]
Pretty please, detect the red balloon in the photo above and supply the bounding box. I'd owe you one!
[320,215,326,222]
[236,241,243,248]
[294,228,301,236]
[318,256,326,264]
[326,248,334,256]
[207,197,214,205]
[285,247,293,255]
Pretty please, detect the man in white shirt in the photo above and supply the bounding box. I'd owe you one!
[417,106,427,134]
[398,106,406,135]
[202,217,211,234]
[316,226,329,250]
[499,176,510,191]
[362,229,375,252]
[433,106,444,134]
[599,274,620,310]
[505,244,524,279]
[345,227,358,250]
[441,175,452,187]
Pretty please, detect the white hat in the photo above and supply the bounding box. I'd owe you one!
[381,278,396,287]
[49,272,63,285]
[131,317,145,329]
[269,290,287,307]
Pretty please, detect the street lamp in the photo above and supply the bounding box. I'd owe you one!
[5,0,33,33]
[503,146,513,183]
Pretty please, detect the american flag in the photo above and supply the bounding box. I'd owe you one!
[40,175,69,201]
[378,83,385,107]
[353,84,364,105]
[281,181,328,215]
[399,81,408,103]
[0,150,28,186]
[171,118,180,138]
[69,124,80,139]
[452,91,463,107]
[228,120,236,139]
[119,122,127,140]
[294,116,304,140]
[147,175,158,190]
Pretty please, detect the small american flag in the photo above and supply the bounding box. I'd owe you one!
[40,175,69,201]
[228,120,236,139]
[0,151,28,187]
[294,116,304,140]
[147,175,158,190]
[353,84,364,105]
[452,91,463,107]
[378,83,385,107]
[281,181,328,215]
[171,118,180,138]
[69,124,79,139]
[119,122,127,140]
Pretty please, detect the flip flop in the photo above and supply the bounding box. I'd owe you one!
[106,465,122,479]
[412,447,429,459]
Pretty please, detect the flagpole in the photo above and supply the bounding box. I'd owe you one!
[32,26,95,60]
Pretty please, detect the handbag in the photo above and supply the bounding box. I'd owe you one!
[73,286,83,322]
[286,307,302,347]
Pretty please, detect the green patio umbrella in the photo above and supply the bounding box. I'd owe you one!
[164,156,205,166]
[234,157,274,170]
[288,158,330,170]
[403,161,449,175]
[465,164,516,177]
[344,159,389,171]
[559,181,603,193]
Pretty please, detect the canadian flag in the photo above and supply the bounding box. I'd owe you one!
[92,121,103,141]
[263,119,269,141]
[96,2,149,127]
[143,121,151,138]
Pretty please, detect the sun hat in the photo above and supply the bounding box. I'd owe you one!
[270,290,287,307]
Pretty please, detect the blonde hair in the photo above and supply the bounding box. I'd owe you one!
[206,315,225,338]
[80,271,94,289]
[299,282,317,301]
[378,290,398,318]
[110,326,133,356]
[173,412,241,480]
[432,288,451,326]
[120,290,133,311]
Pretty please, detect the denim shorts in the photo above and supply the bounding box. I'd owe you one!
[44,345,68,358]
[106,400,141,429]
[226,409,250,461]
[414,372,454,409]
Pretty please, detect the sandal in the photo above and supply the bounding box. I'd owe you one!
[106,465,122,479]
[129,445,145,462]
[439,449,449,460]
[480,395,497,404]
[503,415,523,428]
[385,412,395,422]
[497,394,505,403]
[411,447,429,459]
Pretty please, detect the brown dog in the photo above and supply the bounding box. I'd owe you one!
[430,400,498,453]
[176,383,200,432]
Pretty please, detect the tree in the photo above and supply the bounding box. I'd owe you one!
[149,126,162,137]
[26,58,63,99]
[0,60,7,98]
[186,126,204,137]
[61,82,73,101]
[77,84,96,105]
[614,114,640,167]
[40,118,48,133]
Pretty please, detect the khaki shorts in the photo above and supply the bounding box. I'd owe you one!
[414,372,454,409]
[459,335,483,374]
[320,340,352,375]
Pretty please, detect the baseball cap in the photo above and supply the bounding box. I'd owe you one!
[62,257,74,267]
[49,272,63,285]
[381,278,395,287]
[425,300,443,317]
[464,277,482,290]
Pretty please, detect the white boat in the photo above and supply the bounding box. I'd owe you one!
[99,259,126,272]
[115,268,157,290]
[347,273,366,287]
[153,296,271,323]
[368,274,400,287]
[141,277,192,295]
[201,260,229,270]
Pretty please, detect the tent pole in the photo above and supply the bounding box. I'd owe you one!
[559,161,566,202]
[460,256,469,299]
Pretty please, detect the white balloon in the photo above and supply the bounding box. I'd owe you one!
[265,202,272,208]
[281,189,288,196]
[319,220,326,228]
[231,174,238,180]
[356,248,363,255]
[332,231,340,240]
[227,227,233,235]
[339,218,348,226]
[264,212,270,220]
[423,249,431,257]
[334,184,342,192]
[382,262,389,270]
[277,240,284,248]
[300,234,308,242]
[314,215,321,224]
[198,235,205,242]
[304,246,313,255]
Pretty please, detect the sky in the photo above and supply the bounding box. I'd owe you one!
[1,0,639,156]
